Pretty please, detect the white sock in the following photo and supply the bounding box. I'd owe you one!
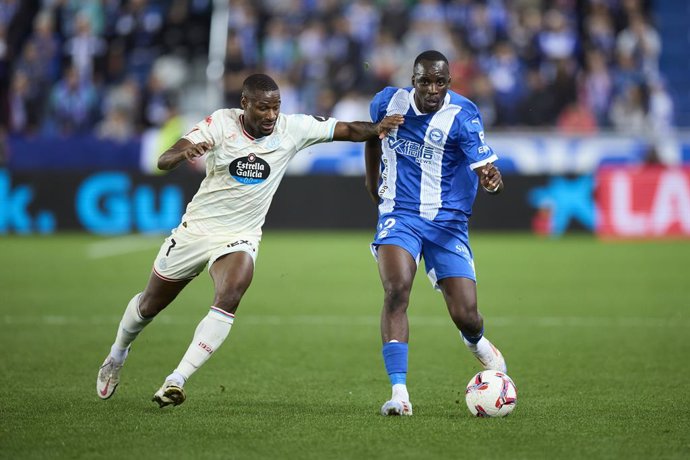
[111,293,152,362]
[168,307,235,386]
[392,383,409,402]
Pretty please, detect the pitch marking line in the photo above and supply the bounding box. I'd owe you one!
[87,236,162,259]
[1,315,686,328]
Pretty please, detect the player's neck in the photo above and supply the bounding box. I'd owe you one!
[240,114,262,140]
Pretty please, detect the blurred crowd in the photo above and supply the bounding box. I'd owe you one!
[0,0,675,142]
[1,0,211,141]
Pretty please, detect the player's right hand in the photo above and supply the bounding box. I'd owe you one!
[184,141,212,161]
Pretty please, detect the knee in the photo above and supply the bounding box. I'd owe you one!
[382,281,411,312]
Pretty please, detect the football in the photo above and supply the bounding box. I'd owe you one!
[465,370,517,417]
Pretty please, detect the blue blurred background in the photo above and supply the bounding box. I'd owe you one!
[1,0,689,237]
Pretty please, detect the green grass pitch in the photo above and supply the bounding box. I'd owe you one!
[0,232,689,459]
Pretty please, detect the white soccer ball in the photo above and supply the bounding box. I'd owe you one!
[465,370,517,417]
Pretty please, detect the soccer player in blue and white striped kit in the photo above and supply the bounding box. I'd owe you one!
[365,50,507,416]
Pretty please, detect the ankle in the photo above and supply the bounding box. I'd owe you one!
[109,344,129,363]
[392,383,409,401]
[167,371,187,387]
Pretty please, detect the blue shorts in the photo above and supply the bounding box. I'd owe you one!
[371,213,476,289]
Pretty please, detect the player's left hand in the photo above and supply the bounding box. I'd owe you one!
[376,114,404,139]
[480,163,503,193]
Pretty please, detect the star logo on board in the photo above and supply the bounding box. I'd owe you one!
[528,176,595,235]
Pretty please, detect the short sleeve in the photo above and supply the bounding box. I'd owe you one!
[458,114,498,170]
[369,90,386,123]
[286,114,338,151]
[183,110,224,147]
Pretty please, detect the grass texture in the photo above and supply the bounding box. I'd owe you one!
[0,232,688,459]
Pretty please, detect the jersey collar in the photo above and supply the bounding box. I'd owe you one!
[239,114,256,140]
[409,89,450,115]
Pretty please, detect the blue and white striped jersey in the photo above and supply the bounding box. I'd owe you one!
[370,87,498,223]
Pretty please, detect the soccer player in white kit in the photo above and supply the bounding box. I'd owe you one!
[96,74,404,407]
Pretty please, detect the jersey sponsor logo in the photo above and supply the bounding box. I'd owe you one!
[228,153,271,185]
[205,115,213,125]
[386,136,440,164]
[312,115,328,122]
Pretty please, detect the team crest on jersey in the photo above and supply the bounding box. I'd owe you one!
[229,153,271,185]
[428,128,445,146]
[262,134,280,150]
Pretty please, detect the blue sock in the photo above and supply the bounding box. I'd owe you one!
[382,341,408,385]
[461,327,484,345]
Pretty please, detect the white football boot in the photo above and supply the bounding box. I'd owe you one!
[465,336,507,373]
[152,381,186,408]
[96,349,128,399]
[380,399,413,416]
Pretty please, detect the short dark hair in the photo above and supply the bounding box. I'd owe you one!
[242,74,279,96]
[414,50,449,67]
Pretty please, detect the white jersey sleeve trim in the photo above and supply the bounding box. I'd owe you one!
[470,154,498,170]
[183,131,205,144]
[327,119,336,141]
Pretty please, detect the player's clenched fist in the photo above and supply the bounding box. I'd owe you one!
[184,141,213,161]
[376,114,404,139]
[480,163,503,193]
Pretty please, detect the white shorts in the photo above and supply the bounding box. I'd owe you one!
[152,225,260,282]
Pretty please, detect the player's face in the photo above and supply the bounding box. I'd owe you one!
[412,60,451,113]
[241,90,281,137]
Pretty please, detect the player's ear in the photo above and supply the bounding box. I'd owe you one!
[240,95,248,110]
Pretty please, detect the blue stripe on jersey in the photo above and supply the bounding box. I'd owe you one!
[378,89,409,214]
[370,87,498,222]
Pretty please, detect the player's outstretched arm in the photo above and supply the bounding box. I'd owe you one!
[157,139,213,171]
[476,163,504,194]
[332,114,404,142]
[365,138,383,205]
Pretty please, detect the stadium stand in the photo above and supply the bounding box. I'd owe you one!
[656,1,690,126]
[0,0,685,145]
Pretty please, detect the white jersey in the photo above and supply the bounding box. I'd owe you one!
[181,108,337,237]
